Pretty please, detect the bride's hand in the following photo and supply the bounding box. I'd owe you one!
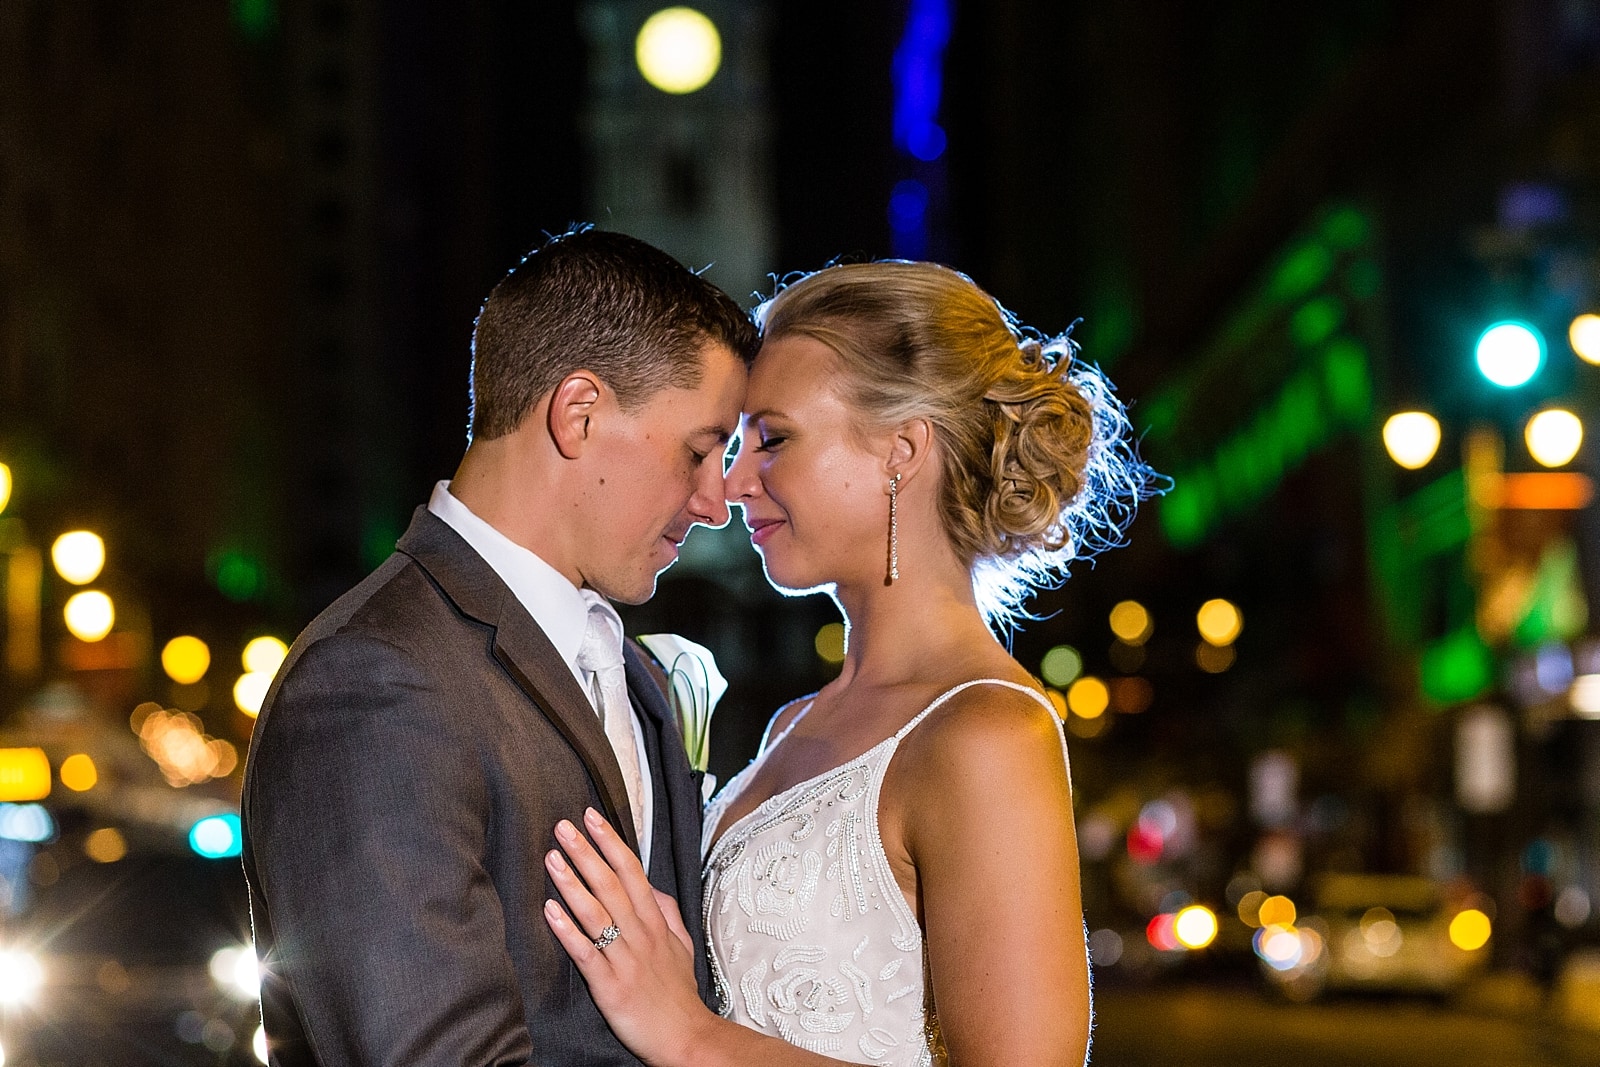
[543,807,714,1066]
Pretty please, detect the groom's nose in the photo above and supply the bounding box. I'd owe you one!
[723,440,758,503]
[685,458,732,529]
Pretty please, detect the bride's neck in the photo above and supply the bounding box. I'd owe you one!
[832,559,1001,688]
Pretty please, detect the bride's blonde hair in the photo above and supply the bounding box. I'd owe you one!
[755,261,1156,630]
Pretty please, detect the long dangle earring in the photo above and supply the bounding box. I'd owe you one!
[887,473,901,585]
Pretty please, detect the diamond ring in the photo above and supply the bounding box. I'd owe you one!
[593,924,621,951]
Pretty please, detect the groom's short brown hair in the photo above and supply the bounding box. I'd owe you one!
[467,227,758,441]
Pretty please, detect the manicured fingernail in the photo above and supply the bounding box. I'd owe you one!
[546,849,568,873]
[545,899,562,922]
[557,819,578,842]
[585,807,603,827]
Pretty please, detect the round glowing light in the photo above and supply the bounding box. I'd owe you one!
[1238,890,1268,928]
[1476,321,1544,388]
[1449,908,1492,951]
[242,636,289,676]
[1196,598,1242,646]
[1257,894,1297,928]
[84,826,127,863]
[1040,645,1083,687]
[254,1024,268,1064]
[1525,408,1583,468]
[635,7,721,95]
[1195,642,1236,673]
[0,462,10,514]
[814,622,845,664]
[1173,905,1219,949]
[162,636,212,685]
[1145,913,1180,952]
[190,813,242,859]
[1382,411,1442,470]
[51,530,105,585]
[59,753,97,792]
[1570,313,1600,364]
[1066,676,1109,719]
[1572,674,1600,718]
[1109,600,1153,645]
[234,672,271,717]
[0,950,44,1005]
[63,591,114,642]
[1044,689,1068,719]
[210,946,262,1001]
[1255,925,1305,970]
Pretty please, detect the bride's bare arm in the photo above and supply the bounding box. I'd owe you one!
[888,685,1092,1066]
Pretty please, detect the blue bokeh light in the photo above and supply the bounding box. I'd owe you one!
[190,813,242,859]
[891,0,954,162]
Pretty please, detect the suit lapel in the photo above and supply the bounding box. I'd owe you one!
[395,507,639,855]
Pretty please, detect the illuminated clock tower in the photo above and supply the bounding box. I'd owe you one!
[580,2,775,305]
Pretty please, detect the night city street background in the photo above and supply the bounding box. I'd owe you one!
[3,0,1600,1063]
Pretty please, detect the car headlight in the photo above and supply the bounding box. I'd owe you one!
[208,946,261,1001]
[0,950,44,1005]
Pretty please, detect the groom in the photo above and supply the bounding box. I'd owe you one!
[241,229,755,1065]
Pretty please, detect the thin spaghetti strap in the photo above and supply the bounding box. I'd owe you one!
[759,697,817,757]
[892,677,1053,742]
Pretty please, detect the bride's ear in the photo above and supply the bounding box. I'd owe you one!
[885,418,934,487]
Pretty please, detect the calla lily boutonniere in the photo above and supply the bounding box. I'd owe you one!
[636,633,727,775]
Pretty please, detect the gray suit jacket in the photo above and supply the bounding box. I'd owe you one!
[241,507,712,1066]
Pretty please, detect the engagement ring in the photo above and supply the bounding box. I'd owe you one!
[593,924,620,950]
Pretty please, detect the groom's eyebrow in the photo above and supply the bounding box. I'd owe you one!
[693,424,733,443]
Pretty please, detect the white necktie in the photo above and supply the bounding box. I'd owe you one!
[575,594,648,860]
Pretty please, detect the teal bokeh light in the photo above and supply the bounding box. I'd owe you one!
[190,813,242,859]
[1475,321,1545,388]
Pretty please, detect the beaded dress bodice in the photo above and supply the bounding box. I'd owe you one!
[701,679,1059,1066]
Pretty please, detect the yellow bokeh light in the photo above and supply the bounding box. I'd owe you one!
[242,636,289,676]
[1067,676,1109,719]
[1109,600,1153,645]
[1257,894,1297,928]
[162,636,212,685]
[1525,408,1583,468]
[1174,905,1218,949]
[60,753,97,792]
[1382,411,1442,470]
[1196,641,1236,673]
[1196,598,1242,646]
[1571,313,1600,364]
[0,462,10,514]
[1449,908,1492,951]
[814,622,846,664]
[1045,688,1068,719]
[1238,890,1268,928]
[64,590,115,642]
[234,672,272,717]
[636,7,721,94]
[85,827,127,864]
[51,530,105,585]
[0,748,52,801]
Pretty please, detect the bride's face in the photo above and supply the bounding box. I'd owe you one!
[726,334,891,593]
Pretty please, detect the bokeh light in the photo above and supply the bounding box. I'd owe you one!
[1238,889,1269,928]
[1573,674,1600,718]
[1570,313,1600,364]
[162,636,212,685]
[64,590,114,642]
[210,946,262,1001]
[1525,408,1583,467]
[0,748,52,802]
[1044,688,1068,719]
[1145,912,1180,952]
[0,950,44,1004]
[1476,321,1544,388]
[234,673,271,717]
[1040,645,1083,687]
[1109,600,1153,644]
[0,804,55,843]
[1196,598,1243,645]
[133,703,238,786]
[1067,676,1109,718]
[60,753,97,792]
[85,826,128,863]
[1174,905,1219,949]
[190,813,243,859]
[0,462,10,514]
[635,7,721,94]
[1257,894,1297,927]
[814,622,845,664]
[242,636,289,675]
[51,530,105,585]
[1448,908,1492,951]
[254,1024,268,1064]
[1254,924,1305,970]
[1196,642,1236,673]
[1382,411,1441,469]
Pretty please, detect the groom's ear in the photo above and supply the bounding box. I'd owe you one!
[548,371,603,459]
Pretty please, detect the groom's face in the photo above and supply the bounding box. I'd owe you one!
[576,341,747,604]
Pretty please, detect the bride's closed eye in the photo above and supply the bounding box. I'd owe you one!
[753,435,787,452]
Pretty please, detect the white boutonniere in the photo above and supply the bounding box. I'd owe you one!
[636,633,727,784]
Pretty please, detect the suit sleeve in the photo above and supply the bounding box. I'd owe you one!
[247,631,533,1067]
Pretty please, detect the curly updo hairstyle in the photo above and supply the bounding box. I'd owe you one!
[754,261,1157,629]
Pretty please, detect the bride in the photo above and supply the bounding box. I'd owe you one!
[541,260,1152,1066]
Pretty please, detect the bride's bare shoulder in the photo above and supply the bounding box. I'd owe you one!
[896,676,1066,788]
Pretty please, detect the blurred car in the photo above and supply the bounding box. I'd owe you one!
[1259,873,1491,999]
[0,802,264,1066]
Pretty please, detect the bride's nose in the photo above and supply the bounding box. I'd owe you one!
[724,437,761,503]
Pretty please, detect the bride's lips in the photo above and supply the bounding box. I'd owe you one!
[747,518,784,546]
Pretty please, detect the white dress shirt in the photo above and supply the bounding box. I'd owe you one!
[428,481,654,868]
